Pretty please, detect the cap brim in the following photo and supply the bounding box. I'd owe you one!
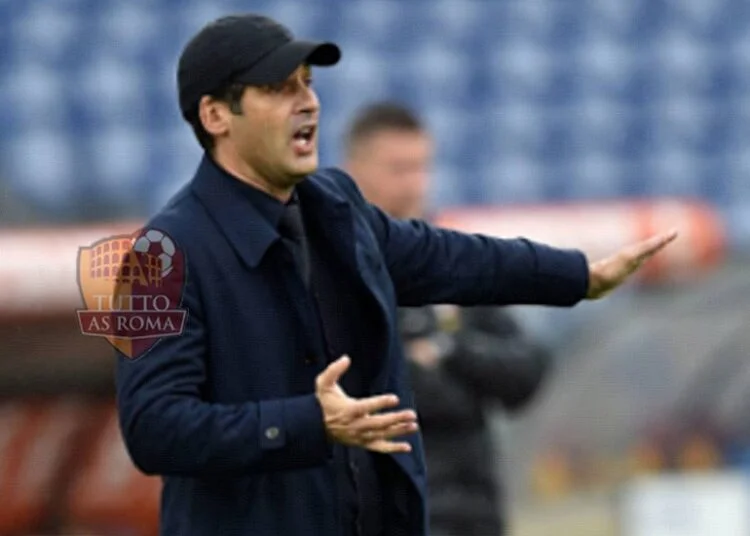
[233,40,341,86]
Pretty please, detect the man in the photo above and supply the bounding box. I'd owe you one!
[114,13,677,536]
[343,102,555,535]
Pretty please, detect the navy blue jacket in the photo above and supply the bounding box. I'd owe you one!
[115,156,589,536]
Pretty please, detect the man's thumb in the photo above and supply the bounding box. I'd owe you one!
[317,355,351,389]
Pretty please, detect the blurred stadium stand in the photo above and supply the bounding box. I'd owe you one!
[2,1,750,535]
[2,0,750,248]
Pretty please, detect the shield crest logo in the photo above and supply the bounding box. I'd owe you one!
[76,228,187,359]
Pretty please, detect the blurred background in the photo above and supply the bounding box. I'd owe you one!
[0,0,748,535]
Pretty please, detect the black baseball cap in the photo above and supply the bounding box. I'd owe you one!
[177,14,341,119]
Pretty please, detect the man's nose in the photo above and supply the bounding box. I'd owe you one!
[298,86,320,115]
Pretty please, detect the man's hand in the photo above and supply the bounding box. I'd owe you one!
[315,355,419,453]
[587,229,679,299]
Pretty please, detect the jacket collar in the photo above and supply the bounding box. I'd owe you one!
[190,155,350,269]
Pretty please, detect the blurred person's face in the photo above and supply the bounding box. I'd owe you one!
[347,129,433,219]
[200,65,319,199]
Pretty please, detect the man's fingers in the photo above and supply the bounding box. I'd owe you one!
[364,438,413,454]
[355,410,418,435]
[315,355,351,390]
[364,421,419,441]
[645,229,679,257]
[348,393,401,417]
[587,229,679,300]
[629,229,679,263]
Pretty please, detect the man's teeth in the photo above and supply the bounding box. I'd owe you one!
[296,126,314,140]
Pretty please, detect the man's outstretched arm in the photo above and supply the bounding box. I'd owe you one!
[337,168,678,306]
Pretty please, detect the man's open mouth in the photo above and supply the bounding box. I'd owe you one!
[292,125,316,152]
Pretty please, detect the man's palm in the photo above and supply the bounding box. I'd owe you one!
[587,230,679,299]
[316,356,418,453]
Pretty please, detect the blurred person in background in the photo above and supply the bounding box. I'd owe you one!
[344,102,554,536]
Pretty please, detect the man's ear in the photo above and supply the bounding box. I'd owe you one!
[198,95,231,139]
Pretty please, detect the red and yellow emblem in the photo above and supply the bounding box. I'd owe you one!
[76,228,187,359]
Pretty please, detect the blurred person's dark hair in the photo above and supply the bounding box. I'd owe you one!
[344,102,424,157]
[186,83,246,151]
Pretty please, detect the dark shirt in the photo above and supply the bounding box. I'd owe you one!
[239,182,382,536]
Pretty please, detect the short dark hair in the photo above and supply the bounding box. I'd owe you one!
[185,83,247,152]
[344,102,425,156]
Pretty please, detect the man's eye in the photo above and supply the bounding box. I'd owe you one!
[304,78,313,87]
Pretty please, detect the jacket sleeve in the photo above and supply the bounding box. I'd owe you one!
[443,307,553,411]
[328,168,590,307]
[367,204,590,307]
[115,259,331,478]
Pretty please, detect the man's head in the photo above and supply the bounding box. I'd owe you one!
[177,14,341,195]
[343,102,433,219]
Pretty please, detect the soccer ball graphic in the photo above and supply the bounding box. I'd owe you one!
[132,229,176,277]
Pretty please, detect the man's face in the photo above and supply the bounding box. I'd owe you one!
[347,129,433,219]
[210,65,320,190]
